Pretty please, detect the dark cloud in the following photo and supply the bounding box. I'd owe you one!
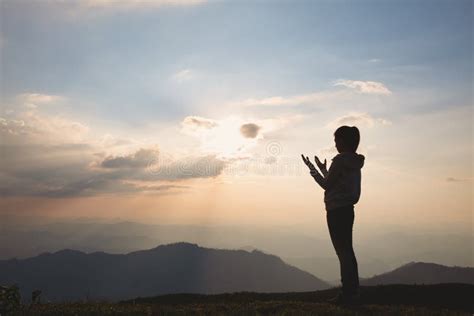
[101,148,158,169]
[0,107,227,198]
[0,145,226,198]
[240,123,261,138]
[0,175,186,198]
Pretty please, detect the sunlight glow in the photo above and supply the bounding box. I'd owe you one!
[198,117,260,159]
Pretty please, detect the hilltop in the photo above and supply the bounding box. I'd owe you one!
[362,261,474,285]
[12,284,474,315]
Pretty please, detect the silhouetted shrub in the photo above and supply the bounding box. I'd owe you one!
[0,284,21,314]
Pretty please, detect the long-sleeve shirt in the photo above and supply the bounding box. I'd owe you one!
[311,152,365,211]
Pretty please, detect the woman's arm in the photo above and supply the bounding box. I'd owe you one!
[314,156,328,177]
[310,157,342,190]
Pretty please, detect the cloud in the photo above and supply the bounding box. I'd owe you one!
[229,80,392,109]
[150,155,226,180]
[229,91,344,107]
[172,69,194,83]
[17,93,66,108]
[334,79,392,95]
[327,112,391,129]
[98,134,135,148]
[1,110,89,146]
[0,95,227,198]
[0,143,226,198]
[182,116,218,131]
[100,148,227,180]
[101,148,159,169]
[0,144,108,198]
[0,166,187,198]
[256,114,304,133]
[240,123,261,139]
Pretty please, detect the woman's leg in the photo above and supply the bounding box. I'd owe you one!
[327,206,359,296]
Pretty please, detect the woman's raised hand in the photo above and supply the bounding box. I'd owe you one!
[314,156,327,171]
[301,154,316,171]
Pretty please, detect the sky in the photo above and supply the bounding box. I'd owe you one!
[0,0,472,242]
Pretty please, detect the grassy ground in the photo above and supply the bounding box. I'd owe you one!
[13,301,470,316]
[9,284,474,315]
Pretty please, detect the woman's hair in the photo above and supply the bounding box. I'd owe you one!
[334,126,360,152]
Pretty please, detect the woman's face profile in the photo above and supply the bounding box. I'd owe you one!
[335,137,342,153]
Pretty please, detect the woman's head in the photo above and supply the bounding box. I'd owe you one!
[334,126,360,153]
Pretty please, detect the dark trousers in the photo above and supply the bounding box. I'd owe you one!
[326,205,359,295]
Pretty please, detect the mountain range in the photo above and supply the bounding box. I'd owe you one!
[1,243,473,302]
[0,242,329,301]
[361,261,474,285]
[2,218,471,283]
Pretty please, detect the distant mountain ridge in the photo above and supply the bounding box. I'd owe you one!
[2,243,472,303]
[362,261,474,285]
[0,242,330,302]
